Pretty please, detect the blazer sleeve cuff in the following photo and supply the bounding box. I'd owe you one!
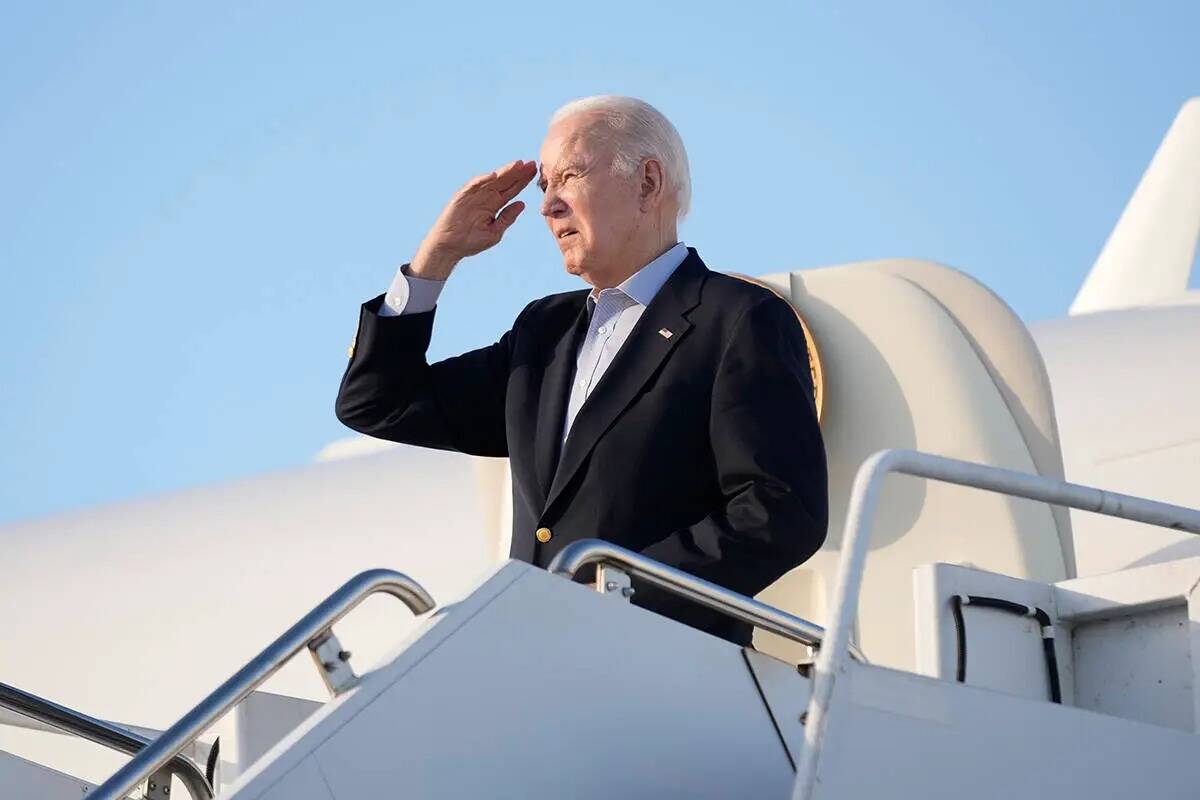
[349,293,437,361]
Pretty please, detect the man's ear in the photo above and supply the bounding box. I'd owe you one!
[639,159,665,210]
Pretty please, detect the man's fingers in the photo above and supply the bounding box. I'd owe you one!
[496,175,533,206]
[462,169,499,193]
[492,159,535,203]
[496,161,537,204]
[493,160,536,194]
[492,200,525,231]
[465,159,524,193]
[495,159,536,187]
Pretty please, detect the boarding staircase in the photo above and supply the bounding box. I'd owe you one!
[5,449,1200,799]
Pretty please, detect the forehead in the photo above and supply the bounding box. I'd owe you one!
[539,113,612,170]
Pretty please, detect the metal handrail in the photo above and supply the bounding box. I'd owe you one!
[89,568,435,800]
[0,681,214,799]
[792,448,1200,800]
[547,539,866,662]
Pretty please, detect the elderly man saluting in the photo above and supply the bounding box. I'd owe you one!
[336,95,827,646]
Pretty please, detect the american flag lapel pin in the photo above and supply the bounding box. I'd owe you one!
[658,327,674,339]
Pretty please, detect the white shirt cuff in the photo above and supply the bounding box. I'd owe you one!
[379,264,446,316]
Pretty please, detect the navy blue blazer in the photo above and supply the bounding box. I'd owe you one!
[336,248,828,645]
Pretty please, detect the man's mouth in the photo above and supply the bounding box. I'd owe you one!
[557,229,577,240]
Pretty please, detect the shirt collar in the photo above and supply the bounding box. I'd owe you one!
[587,241,688,309]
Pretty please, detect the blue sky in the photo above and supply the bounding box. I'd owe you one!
[1,1,1197,524]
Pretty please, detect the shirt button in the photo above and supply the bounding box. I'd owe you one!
[597,325,607,334]
[536,527,553,543]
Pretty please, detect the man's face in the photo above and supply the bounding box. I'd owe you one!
[538,113,643,286]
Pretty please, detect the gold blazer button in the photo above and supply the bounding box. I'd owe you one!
[535,527,553,543]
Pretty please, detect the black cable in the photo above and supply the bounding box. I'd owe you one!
[205,736,221,788]
[1042,637,1063,704]
[961,596,1030,617]
[950,594,966,682]
[951,594,1061,704]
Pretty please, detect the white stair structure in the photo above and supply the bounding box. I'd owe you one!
[228,562,797,799]
[45,448,1200,800]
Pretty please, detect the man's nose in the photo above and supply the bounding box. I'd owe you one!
[541,188,566,218]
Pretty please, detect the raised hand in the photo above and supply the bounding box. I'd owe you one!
[409,160,539,280]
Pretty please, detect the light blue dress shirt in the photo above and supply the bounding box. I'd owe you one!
[378,241,689,454]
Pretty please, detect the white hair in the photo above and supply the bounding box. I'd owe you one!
[550,95,692,220]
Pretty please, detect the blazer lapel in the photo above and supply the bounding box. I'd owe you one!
[542,250,707,516]
[532,298,591,505]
